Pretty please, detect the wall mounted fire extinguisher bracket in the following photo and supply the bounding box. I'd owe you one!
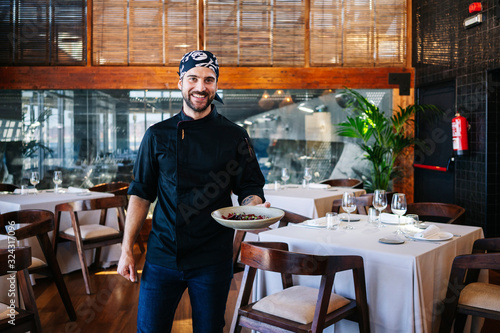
[452,113,470,156]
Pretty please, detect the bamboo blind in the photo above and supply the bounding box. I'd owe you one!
[310,0,406,67]
[205,0,305,66]
[1,0,407,67]
[0,0,85,65]
[93,0,197,65]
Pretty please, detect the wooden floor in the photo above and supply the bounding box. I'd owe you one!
[33,244,499,333]
[33,244,248,333]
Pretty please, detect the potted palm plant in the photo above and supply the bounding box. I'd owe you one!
[336,89,440,192]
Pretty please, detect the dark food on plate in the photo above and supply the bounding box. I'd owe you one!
[222,213,269,220]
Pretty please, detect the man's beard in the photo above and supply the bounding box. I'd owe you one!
[182,90,214,113]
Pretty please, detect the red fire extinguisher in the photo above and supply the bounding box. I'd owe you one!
[452,113,469,156]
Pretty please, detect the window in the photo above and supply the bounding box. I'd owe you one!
[0,0,86,65]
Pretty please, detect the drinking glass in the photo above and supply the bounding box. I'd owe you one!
[30,171,40,194]
[281,168,290,189]
[406,214,419,228]
[303,167,312,189]
[341,191,357,230]
[373,189,387,228]
[53,171,63,193]
[326,212,339,230]
[391,193,407,234]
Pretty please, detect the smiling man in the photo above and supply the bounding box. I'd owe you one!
[117,50,270,333]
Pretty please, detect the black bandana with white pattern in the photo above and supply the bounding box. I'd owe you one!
[178,50,223,104]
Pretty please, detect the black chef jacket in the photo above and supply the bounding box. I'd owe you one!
[128,106,266,270]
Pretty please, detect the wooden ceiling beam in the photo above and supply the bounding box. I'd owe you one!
[0,66,413,90]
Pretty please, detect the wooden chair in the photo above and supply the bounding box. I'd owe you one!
[320,178,363,189]
[0,247,42,333]
[0,210,76,321]
[0,183,18,192]
[89,182,146,253]
[332,192,395,214]
[53,195,127,294]
[406,202,465,224]
[439,237,500,333]
[230,241,370,333]
[232,210,309,274]
[331,195,373,215]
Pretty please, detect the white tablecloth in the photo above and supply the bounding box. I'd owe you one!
[233,185,366,218]
[257,215,484,333]
[0,190,120,274]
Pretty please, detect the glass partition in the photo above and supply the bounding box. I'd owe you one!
[0,88,392,189]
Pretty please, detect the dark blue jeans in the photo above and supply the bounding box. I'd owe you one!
[137,259,233,333]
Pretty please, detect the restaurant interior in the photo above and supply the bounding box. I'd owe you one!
[0,0,499,332]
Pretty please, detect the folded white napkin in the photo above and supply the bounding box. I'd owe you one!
[13,188,37,194]
[414,225,440,239]
[264,183,280,190]
[67,186,90,193]
[303,217,327,226]
[380,213,412,224]
[307,183,331,189]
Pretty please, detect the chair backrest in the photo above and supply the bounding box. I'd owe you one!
[320,178,363,189]
[331,195,373,215]
[89,182,129,196]
[438,240,500,332]
[0,210,54,240]
[0,210,77,321]
[232,210,309,274]
[53,195,128,249]
[0,247,32,275]
[0,246,42,333]
[232,241,370,333]
[406,202,465,224]
[0,183,18,192]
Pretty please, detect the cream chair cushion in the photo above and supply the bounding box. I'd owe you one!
[459,282,500,312]
[63,225,119,239]
[28,257,47,269]
[252,285,350,324]
[0,303,18,320]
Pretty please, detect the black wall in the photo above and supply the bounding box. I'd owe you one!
[413,0,500,236]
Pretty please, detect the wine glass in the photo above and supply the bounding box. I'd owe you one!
[53,171,63,193]
[30,171,40,194]
[373,189,387,228]
[303,167,312,189]
[391,193,407,234]
[281,168,290,189]
[341,191,357,230]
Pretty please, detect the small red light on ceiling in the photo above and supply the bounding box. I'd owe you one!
[469,2,482,13]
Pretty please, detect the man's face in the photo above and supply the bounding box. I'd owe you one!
[178,67,217,114]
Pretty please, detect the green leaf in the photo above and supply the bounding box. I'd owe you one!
[335,88,441,191]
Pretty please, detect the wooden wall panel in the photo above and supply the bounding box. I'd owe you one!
[0,66,414,90]
[392,89,416,202]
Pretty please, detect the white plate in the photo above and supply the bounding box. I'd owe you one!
[211,206,285,231]
[379,237,405,244]
[301,221,326,228]
[381,220,409,225]
[76,192,92,196]
[407,231,454,241]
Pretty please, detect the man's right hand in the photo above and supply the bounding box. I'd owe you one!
[117,251,138,282]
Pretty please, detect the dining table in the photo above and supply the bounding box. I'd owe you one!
[256,214,484,333]
[233,184,366,218]
[0,188,120,274]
